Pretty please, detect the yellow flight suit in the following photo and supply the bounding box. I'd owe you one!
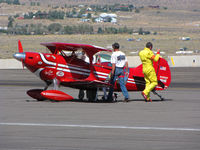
[139,47,160,100]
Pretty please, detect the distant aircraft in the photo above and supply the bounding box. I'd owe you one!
[13,40,171,102]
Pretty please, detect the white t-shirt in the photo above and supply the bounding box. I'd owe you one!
[111,51,127,67]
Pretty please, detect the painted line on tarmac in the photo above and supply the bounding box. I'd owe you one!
[0,122,200,132]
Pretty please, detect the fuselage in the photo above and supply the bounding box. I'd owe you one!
[14,52,170,91]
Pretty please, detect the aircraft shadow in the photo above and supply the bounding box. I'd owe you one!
[25,98,173,103]
[70,98,173,103]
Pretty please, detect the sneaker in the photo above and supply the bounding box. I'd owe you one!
[106,98,114,103]
[124,98,129,102]
[141,92,152,102]
[146,98,152,102]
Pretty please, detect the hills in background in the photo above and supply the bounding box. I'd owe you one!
[19,0,200,10]
[0,0,200,58]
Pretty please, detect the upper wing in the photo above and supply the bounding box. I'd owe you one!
[40,42,112,59]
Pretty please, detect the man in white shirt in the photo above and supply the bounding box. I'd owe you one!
[107,43,129,102]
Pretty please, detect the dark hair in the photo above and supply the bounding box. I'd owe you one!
[112,42,120,49]
[146,42,153,49]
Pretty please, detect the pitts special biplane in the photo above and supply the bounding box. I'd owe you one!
[13,40,171,102]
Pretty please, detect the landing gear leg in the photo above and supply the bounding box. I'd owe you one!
[152,90,164,101]
[53,78,60,90]
[95,87,99,102]
[44,81,52,90]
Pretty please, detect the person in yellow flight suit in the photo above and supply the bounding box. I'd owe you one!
[139,42,160,102]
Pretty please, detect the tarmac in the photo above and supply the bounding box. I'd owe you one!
[0,68,200,150]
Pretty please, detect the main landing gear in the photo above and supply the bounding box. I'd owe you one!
[78,89,98,102]
[78,88,118,103]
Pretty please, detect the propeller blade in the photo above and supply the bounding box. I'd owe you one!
[18,40,23,53]
[18,40,25,69]
[22,61,25,69]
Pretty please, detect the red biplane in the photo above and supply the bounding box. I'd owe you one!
[13,40,171,102]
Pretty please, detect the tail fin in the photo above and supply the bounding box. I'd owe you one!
[153,57,171,90]
[131,57,171,91]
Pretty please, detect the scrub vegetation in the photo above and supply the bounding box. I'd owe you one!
[0,0,200,58]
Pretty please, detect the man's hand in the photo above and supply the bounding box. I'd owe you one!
[125,72,129,77]
[157,49,160,54]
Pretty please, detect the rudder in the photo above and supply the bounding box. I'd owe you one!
[153,57,171,90]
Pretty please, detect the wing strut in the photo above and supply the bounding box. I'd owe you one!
[86,54,98,81]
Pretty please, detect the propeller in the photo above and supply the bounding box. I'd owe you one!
[13,40,25,69]
[18,40,23,53]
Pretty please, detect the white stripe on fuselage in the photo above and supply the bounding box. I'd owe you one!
[34,68,45,77]
[37,54,168,89]
[39,53,136,83]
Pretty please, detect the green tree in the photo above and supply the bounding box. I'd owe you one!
[72,8,77,15]
[48,23,62,34]
[87,13,92,18]
[77,24,93,34]
[163,7,168,10]
[138,28,143,35]
[129,4,134,11]
[153,31,157,35]
[97,27,104,34]
[13,0,20,5]
[7,16,14,28]
[24,12,34,19]
[63,25,73,34]
[30,2,35,6]
[105,27,118,34]
[135,8,140,13]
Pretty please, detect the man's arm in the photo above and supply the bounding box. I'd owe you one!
[111,63,116,76]
[125,61,128,72]
[151,49,160,62]
[125,61,129,77]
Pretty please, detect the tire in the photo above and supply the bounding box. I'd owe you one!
[78,89,85,100]
[86,89,97,102]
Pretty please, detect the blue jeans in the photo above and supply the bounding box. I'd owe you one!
[107,67,129,100]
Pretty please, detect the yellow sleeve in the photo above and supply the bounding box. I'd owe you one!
[151,53,160,62]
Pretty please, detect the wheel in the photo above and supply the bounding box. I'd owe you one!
[86,89,97,102]
[113,93,118,102]
[161,98,165,101]
[78,89,85,100]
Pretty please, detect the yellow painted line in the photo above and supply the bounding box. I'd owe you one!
[171,57,175,66]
